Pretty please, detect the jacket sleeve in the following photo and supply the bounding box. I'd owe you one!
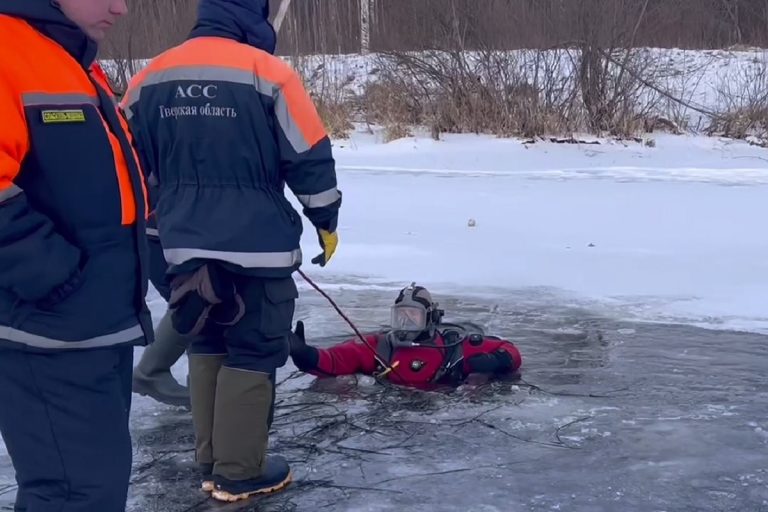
[120,68,157,187]
[121,74,170,300]
[0,80,82,302]
[294,335,379,377]
[146,212,171,301]
[273,69,342,232]
[463,338,523,377]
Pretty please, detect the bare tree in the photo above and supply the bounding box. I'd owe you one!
[360,0,371,54]
[273,0,293,34]
[719,0,744,44]
[100,0,768,58]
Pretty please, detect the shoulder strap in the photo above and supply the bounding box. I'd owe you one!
[432,332,466,383]
[374,332,394,368]
[440,322,485,339]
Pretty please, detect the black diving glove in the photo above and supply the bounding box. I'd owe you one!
[289,321,319,370]
[289,321,308,355]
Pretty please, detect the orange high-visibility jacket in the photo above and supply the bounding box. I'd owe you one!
[0,10,153,350]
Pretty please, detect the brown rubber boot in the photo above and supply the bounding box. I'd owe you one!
[188,354,226,492]
[210,367,291,502]
[132,313,191,408]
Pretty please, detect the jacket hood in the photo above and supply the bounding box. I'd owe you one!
[189,0,276,54]
[0,0,69,23]
[0,0,97,67]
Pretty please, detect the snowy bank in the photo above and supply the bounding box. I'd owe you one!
[289,131,768,334]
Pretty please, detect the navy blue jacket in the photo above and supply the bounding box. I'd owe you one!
[0,1,153,350]
[124,0,341,280]
[145,179,172,300]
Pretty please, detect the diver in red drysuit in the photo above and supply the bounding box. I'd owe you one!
[289,284,522,388]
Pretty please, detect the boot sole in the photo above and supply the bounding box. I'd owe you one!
[201,480,214,492]
[211,472,293,502]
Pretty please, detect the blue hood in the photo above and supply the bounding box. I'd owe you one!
[190,0,276,54]
[0,0,97,67]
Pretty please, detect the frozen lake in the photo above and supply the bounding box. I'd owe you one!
[2,285,760,511]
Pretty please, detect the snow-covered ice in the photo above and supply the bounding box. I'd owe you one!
[295,130,768,334]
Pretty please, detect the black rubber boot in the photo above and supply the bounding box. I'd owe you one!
[132,313,191,408]
[212,456,292,502]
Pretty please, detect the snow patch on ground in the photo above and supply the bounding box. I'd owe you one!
[295,131,768,334]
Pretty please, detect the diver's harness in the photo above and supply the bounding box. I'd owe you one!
[373,322,486,383]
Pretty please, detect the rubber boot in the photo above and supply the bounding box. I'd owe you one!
[132,313,191,408]
[188,354,226,492]
[210,367,291,502]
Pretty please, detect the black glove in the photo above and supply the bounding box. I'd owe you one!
[289,321,307,355]
[168,264,243,336]
[289,321,319,369]
[466,349,514,375]
[209,295,245,326]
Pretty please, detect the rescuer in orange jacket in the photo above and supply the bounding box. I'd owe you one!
[0,1,153,510]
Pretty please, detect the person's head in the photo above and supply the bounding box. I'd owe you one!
[55,0,128,41]
[191,0,276,54]
[389,284,444,345]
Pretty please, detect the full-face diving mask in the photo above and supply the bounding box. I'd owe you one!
[388,283,443,346]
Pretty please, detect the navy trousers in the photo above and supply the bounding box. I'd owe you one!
[0,346,133,512]
[188,276,296,374]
